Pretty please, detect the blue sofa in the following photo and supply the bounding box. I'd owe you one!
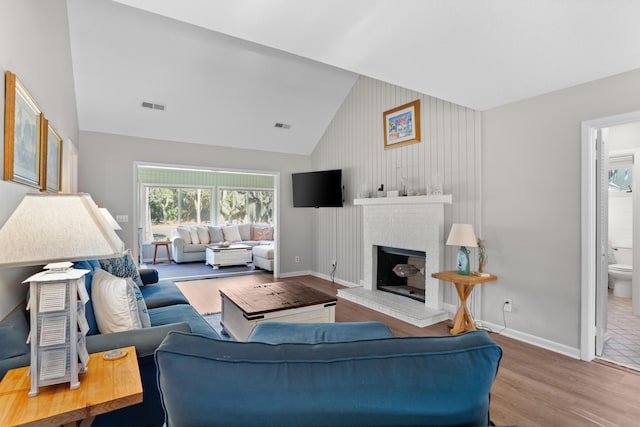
[156,323,503,427]
[0,260,220,427]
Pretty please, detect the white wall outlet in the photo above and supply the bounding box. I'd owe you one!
[116,214,128,223]
[294,256,300,263]
[331,259,336,268]
[503,299,512,313]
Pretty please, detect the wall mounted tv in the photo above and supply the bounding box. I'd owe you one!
[292,169,343,208]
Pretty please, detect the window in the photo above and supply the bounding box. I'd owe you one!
[143,185,273,243]
[218,189,273,225]
[146,187,212,241]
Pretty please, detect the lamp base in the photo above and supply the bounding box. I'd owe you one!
[456,246,470,275]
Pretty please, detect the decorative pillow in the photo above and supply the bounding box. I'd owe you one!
[127,277,150,328]
[98,249,144,287]
[176,226,192,244]
[253,226,273,241]
[196,226,210,244]
[208,226,224,243]
[222,225,242,242]
[189,227,201,244]
[237,223,251,241]
[91,269,142,334]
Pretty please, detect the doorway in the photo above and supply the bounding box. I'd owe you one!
[132,162,280,279]
[581,111,640,367]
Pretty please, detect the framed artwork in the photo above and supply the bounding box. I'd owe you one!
[383,99,421,149]
[4,71,44,188]
[43,121,63,193]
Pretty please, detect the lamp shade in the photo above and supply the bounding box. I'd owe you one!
[99,207,123,231]
[446,224,478,248]
[0,193,125,268]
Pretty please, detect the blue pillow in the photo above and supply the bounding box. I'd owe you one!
[98,250,144,288]
[73,259,102,335]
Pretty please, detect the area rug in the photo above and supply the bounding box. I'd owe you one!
[175,273,276,315]
[149,261,268,282]
[202,312,232,341]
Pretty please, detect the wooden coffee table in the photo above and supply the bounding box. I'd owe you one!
[220,281,337,341]
[205,243,253,269]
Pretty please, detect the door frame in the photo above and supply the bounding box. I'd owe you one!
[580,110,640,360]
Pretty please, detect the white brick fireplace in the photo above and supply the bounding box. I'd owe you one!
[337,195,452,327]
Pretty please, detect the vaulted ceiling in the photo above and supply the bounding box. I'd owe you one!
[67,0,640,155]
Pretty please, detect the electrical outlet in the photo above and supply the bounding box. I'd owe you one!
[115,214,128,223]
[503,299,512,313]
[331,259,336,269]
[294,256,300,263]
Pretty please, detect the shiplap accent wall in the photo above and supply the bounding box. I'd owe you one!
[311,76,481,306]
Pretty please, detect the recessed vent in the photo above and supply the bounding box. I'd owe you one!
[274,122,291,129]
[142,101,166,111]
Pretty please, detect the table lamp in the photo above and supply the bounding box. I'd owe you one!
[0,193,125,396]
[446,223,477,275]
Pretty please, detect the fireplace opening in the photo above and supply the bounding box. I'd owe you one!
[376,246,426,302]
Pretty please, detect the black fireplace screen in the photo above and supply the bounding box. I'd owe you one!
[376,246,426,302]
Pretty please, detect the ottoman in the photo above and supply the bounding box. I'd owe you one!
[252,244,274,271]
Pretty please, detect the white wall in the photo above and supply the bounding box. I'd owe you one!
[77,131,313,275]
[482,68,640,351]
[0,0,79,319]
[311,76,482,307]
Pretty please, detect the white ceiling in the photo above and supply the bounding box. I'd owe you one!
[68,0,640,155]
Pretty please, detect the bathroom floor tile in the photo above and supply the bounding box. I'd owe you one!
[601,290,640,371]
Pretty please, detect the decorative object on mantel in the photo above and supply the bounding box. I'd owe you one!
[377,184,385,197]
[383,99,421,149]
[446,224,478,275]
[386,190,399,197]
[0,193,125,396]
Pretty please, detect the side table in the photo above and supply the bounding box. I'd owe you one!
[432,271,497,335]
[0,346,142,427]
[152,241,171,265]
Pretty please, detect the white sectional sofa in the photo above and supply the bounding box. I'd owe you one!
[171,223,274,264]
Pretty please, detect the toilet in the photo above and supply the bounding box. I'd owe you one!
[608,245,633,298]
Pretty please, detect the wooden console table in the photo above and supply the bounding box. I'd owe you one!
[0,346,142,427]
[432,271,497,335]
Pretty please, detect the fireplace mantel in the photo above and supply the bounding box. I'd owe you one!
[353,195,452,206]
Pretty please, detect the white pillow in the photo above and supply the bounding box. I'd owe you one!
[237,223,251,241]
[176,227,192,244]
[222,225,242,242]
[196,226,210,244]
[91,269,142,334]
[189,227,200,244]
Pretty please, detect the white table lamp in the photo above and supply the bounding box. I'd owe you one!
[0,193,125,396]
[446,224,477,275]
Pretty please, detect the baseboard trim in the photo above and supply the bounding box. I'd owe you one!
[278,270,313,278]
[479,320,581,359]
[309,271,360,288]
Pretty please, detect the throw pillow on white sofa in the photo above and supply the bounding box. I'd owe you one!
[222,225,242,242]
[176,226,192,244]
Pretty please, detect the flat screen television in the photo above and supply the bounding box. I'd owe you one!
[292,169,343,208]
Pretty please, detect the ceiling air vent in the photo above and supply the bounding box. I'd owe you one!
[142,101,166,111]
[274,122,291,129]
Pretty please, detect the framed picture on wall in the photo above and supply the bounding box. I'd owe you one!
[43,121,63,193]
[383,99,421,149]
[3,71,44,189]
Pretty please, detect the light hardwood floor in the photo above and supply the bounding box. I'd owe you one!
[202,274,640,426]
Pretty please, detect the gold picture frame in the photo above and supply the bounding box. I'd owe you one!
[4,71,44,189]
[42,120,63,193]
[383,99,421,149]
